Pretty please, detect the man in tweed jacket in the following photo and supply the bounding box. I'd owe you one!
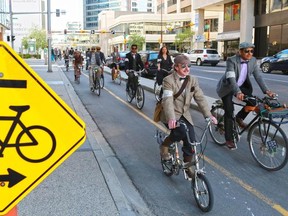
[160,55,217,178]
[216,42,275,150]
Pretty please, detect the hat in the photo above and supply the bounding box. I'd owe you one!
[174,54,190,65]
[239,42,255,49]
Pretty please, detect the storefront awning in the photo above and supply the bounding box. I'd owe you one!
[216,31,240,41]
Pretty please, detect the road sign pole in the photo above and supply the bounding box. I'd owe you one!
[47,0,52,72]
[4,206,18,216]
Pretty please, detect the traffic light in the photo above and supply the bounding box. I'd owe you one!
[56,9,60,17]
[12,36,15,41]
[7,36,10,41]
[91,30,95,34]
[111,30,115,34]
[64,29,67,34]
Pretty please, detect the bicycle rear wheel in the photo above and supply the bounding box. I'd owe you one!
[94,77,101,96]
[209,105,226,145]
[248,119,288,171]
[154,81,162,102]
[136,85,145,110]
[192,173,214,212]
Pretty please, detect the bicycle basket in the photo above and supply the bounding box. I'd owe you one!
[261,107,288,124]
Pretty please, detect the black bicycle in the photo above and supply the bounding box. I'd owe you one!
[90,66,101,96]
[209,95,288,171]
[126,69,145,110]
[0,105,56,163]
[155,119,214,212]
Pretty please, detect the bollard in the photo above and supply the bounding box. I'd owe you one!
[5,206,18,216]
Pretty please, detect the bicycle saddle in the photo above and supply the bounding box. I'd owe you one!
[9,105,30,112]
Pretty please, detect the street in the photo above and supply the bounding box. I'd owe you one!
[26,59,288,216]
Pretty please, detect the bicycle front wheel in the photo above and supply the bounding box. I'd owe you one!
[248,119,288,171]
[154,81,162,102]
[116,72,122,85]
[100,74,104,89]
[209,106,226,145]
[16,126,56,163]
[136,85,145,110]
[192,173,214,212]
[94,77,101,96]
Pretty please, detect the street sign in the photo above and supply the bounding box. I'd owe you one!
[0,42,86,215]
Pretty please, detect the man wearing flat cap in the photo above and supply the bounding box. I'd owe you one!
[159,54,217,178]
[216,42,275,150]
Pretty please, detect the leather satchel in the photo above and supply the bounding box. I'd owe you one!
[153,77,188,122]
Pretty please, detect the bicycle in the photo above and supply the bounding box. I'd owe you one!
[0,105,56,163]
[99,65,105,89]
[155,119,214,212]
[90,66,101,96]
[112,65,121,85]
[154,68,173,102]
[209,95,288,171]
[74,64,82,84]
[126,69,145,110]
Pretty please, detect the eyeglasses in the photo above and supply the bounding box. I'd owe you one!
[179,63,192,69]
[244,49,254,54]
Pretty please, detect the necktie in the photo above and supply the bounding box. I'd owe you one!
[179,77,186,81]
[241,61,248,64]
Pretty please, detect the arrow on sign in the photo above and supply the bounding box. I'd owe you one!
[0,168,26,188]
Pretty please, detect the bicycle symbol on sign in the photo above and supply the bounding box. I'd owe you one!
[0,105,56,163]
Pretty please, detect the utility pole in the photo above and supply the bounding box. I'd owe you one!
[160,0,163,47]
[47,0,52,72]
[9,0,14,49]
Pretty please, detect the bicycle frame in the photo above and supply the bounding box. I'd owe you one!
[0,107,36,156]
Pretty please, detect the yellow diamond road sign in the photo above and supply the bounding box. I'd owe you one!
[0,42,86,215]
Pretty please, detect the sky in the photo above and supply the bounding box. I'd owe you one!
[50,0,83,31]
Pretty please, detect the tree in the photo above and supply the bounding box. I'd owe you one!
[127,34,145,50]
[174,28,195,52]
[22,26,47,53]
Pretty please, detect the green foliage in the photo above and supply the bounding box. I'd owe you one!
[21,26,47,53]
[127,34,145,49]
[174,28,195,52]
[21,54,41,59]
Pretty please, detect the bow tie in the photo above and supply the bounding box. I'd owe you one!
[179,77,186,81]
[241,61,249,64]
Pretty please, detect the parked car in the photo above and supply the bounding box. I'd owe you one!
[260,49,288,74]
[118,51,129,70]
[184,49,220,66]
[139,51,159,78]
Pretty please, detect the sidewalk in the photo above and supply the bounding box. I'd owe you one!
[17,60,153,216]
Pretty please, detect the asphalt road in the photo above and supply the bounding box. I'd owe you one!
[63,63,288,216]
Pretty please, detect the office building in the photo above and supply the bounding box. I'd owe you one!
[0,0,9,41]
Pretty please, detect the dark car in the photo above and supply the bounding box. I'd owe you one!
[139,51,159,78]
[260,49,288,74]
[118,51,129,70]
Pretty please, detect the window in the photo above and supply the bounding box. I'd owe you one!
[224,2,240,22]
[270,0,282,12]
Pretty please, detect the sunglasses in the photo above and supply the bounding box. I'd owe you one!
[131,47,137,50]
[179,63,192,69]
[244,49,254,54]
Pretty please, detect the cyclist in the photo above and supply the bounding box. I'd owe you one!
[72,50,83,81]
[157,45,173,97]
[216,42,276,150]
[87,46,106,90]
[124,44,144,91]
[111,46,120,80]
[159,54,217,177]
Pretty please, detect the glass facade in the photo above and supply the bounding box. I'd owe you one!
[224,1,240,22]
[255,0,288,15]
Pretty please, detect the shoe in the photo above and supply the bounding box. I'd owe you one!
[236,117,247,128]
[183,162,195,179]
[160,145,170,161]
[226,141,237,150]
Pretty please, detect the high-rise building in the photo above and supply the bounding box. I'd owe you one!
[83,0,154,30]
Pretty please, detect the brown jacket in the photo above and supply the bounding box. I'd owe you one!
[160,71,211,125]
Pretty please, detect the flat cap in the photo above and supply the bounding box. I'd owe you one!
[174,54,190,65]
[239,42,255,49]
